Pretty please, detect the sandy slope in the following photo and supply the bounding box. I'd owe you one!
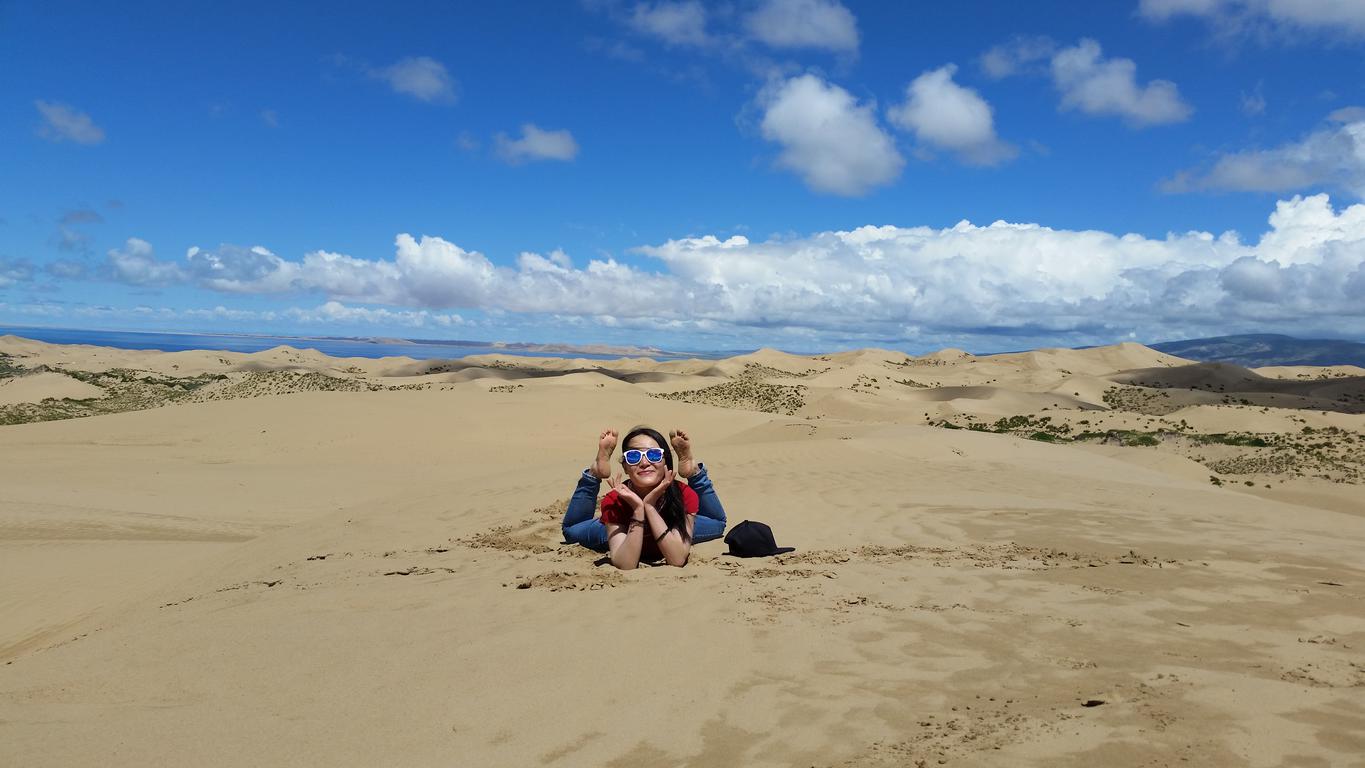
[0,370,105,404]
[1,337,1363,767]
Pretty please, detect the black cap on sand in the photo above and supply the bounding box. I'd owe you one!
[723,520,795,558]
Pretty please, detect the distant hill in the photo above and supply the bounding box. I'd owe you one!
[1150,334,1365,367]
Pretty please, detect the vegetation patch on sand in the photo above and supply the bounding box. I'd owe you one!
[930,414,1365,484]
[651,368,807,415]
[886,354,972,368]
[0,352,24,378]
[652,379,806,416]
[183,370,386,402]
[849,374,883,391]
[1103,386,1183,415]
[1197,426,1364,482]
[740,362,828,379]
[0,367,427,427]
[0,367,228,426]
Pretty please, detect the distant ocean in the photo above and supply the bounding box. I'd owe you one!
[0,326,715,362]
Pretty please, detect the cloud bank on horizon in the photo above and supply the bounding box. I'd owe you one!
[34,193,1355,350]
[4,0,1365,351]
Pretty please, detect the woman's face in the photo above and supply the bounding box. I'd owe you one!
[622,433,666,491]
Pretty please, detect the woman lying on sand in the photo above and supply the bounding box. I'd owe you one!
[561,426,727,569]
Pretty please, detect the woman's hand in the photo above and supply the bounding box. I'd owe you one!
[593,429,618,479]
[609,474,644,515]
[640,468,675,509]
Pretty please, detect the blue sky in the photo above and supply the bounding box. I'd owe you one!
[3,0,1365,353]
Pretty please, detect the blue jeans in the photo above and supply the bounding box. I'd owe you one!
[561,464,727,552]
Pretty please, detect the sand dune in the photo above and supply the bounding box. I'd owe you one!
[0,370,105,405]
[985,342,1187,377]
[920,347,975,362]
[2,335,1363,767]
[1043,374,1114,405]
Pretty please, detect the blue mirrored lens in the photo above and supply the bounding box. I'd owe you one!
[624,448,665,465]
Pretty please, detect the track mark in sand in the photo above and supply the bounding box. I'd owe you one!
[780,543,1181,571]
[243,499,606,595]
[1281,658,1365,688]
[505,571,625,591]
[305,552,358,561]
[827,698,1063,768]
[437,499,636,590]
[461,531,556,554]
[160,578,285,608]
[0,620,103,663]
[1025,652,1099,670]
[828,594,905,624]
[539,730,605,764]
[159,497,598,607]
[705,543,1185,628]
[829,674,1212,767]
[1298,634,1340,645]
[452,498,583,558]
[383,566,455,577]
[748,566,822,580]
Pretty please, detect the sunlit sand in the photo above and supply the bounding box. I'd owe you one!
[2,334,1363,766]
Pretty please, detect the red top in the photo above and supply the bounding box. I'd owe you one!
[601,481,699,561]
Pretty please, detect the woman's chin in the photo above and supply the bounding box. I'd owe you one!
[632,476,662,491]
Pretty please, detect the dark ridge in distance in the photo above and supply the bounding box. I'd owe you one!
[1149,334,1365,368]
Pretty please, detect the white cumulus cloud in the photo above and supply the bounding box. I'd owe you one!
[745,0,859,53]
[633,194,1365,340]
[888,65,1016,166]
[106,238,185,285]
[495,124,580,164]
[185,245,296,292]
[373,57,457,104]
[980,36,1056,79]
[1139,0,1365,38]
[285,301,466,328]
[628,1,710,46]
[0,259,35,288]
[101,196,1365,346]
[756,74,903,196]
[1140,0,1225,16]
[1164,113,1365,198]
[35,100,106,144]
[1050,39,1192,126]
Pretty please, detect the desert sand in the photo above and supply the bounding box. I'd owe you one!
[1,334,1363,767]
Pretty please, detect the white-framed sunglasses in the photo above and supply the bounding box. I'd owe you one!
[622,448,665,466]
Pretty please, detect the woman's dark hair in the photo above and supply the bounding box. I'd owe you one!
[622,425,689,541]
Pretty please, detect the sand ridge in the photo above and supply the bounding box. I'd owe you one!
[1,335,1364,766]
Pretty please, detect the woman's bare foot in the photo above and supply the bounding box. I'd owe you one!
[593,429,618,479]
[669,429,698,478]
